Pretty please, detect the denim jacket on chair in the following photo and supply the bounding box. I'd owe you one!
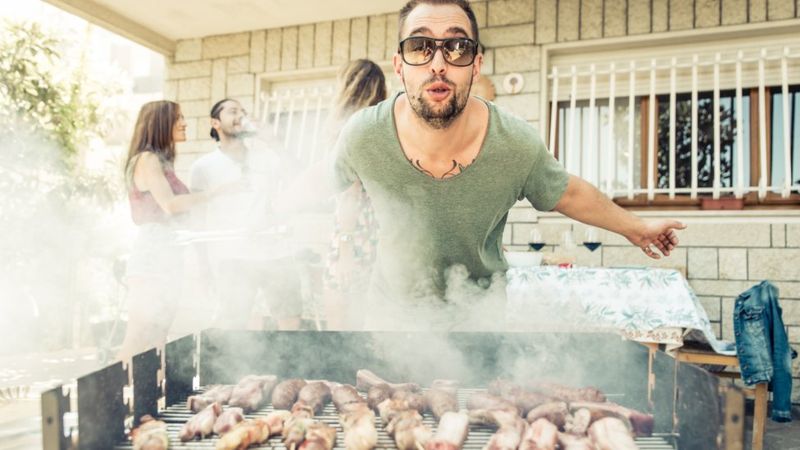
[733,280,793,422]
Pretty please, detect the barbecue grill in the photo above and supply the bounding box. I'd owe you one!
[41,329,745,450]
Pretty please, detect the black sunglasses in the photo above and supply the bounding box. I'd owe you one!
[398,36,478,67]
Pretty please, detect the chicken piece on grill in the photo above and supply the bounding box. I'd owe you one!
[525,402,568,430]
[466,392,518,416]
[588,417,639,450]
[424,411,470,450]
[425,388,459,422]
[392,388,427,413]
[180,402,222,441]
[273,379,308,410]
[188,385,234,412]
[290,381,331,416]
[377,398,412,427]
[518,418,558,450]
[131,415,169,450]
[569,401,654,437]
[298,421,337,450]
[338,401,378,450]
[564,408,592,436]
[264,410,293,437]
[386,409,432,450]
[367,383,393,411]
[558,432,598,450]
[332,384,363,409]
[292,402,316,418]
[229,375,279,412]
[355,369,420,392]
[283,416,315,450]
[214,418,271,450]
[527,382,606,403]
[213,407,245,435]
[488,379,552,416]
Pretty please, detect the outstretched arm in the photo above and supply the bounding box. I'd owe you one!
[552,175,686,259]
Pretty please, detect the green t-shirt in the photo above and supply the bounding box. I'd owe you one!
[334,92,569,306]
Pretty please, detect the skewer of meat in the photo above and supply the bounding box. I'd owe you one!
[213,407,245,435]
[229,375,279,412]
[356,369,420,392]
[299,422,337,450]
[518,418,558,450]
[131,415,169,450]
[188,385,234,412]
[179,402,222,441]
[386,409,432,450]
[331,384,379,450]
[587,417,639,450]
[215,417,271,450]
[367,384,394,411]
[425,388,459,422]
[568,401,654,437]
[424,411,470,450]
[466,392,518,416]
[273,379,308,410]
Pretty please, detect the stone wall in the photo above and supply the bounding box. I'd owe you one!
[163,0,800,401]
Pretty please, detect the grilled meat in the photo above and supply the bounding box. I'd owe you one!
[283,416,315,450]
[188,385,234,413]
[468,409,526,450]
[527,382,606,403]
[264,410,293,436]
[569,401,654,437]
[356,369,420,392]
[519,418,558,450]
[296,381,332,415]
[425,388,458,422]
[488,379,552,416]
[588,417,639,450]
[272,379,308,410]
[431,379,459,393]
[332,384,363,409]
[565,408,592,436]
[424,411,470,450]
[338,402,378,450]
[229,375,278,412]
[525,402,568,429]
[214,418,271,450]
[386,409,432,450]
[466,392,518,415]
[131,415,169,450]
[558,432,597,450]
[298,422,337,450]
[377,398,412,427]
[367,383,393,411]
[180,402,222,441]
[213,407,245,435]
[392,389,427,413]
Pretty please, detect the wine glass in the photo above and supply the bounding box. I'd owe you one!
[528,228,545,251]
[583,227,602,252]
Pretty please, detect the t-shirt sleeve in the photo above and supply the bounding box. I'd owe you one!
[520,135,570,211]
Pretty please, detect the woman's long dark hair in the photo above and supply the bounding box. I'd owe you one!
[124,100,180,186]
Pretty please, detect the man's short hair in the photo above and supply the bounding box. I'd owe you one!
[398,0,480,45]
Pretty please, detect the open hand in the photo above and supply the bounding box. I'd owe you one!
[627,219,687,259]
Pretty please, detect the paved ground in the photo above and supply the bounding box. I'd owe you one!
[0,348,798,450]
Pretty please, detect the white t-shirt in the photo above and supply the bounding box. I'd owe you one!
[190,146,294,263]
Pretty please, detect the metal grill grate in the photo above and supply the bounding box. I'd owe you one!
[115,388,676,450]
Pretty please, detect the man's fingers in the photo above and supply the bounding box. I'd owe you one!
[653,239,670,257]
[641,244,661,259]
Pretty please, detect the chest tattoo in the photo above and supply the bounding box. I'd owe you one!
[410,158,476,179]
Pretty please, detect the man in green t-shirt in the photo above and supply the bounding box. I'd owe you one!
[332,0,686,330]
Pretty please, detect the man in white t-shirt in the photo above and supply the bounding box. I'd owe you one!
[190,98,302,330]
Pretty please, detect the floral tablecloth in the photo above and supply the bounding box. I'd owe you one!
[505,266,735,355]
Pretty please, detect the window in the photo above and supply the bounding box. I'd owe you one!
[546,32,800,207]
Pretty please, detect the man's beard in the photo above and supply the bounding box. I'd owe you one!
[406,76,472,130]
[220,122,252,139]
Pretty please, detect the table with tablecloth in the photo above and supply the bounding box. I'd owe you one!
[505,266,736,355]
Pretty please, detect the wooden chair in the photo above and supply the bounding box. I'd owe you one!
[644,344,768,450]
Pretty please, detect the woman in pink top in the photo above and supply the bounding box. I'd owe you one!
[118,100,232,361]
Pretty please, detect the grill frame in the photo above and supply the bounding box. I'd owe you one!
[43,329,745,450]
